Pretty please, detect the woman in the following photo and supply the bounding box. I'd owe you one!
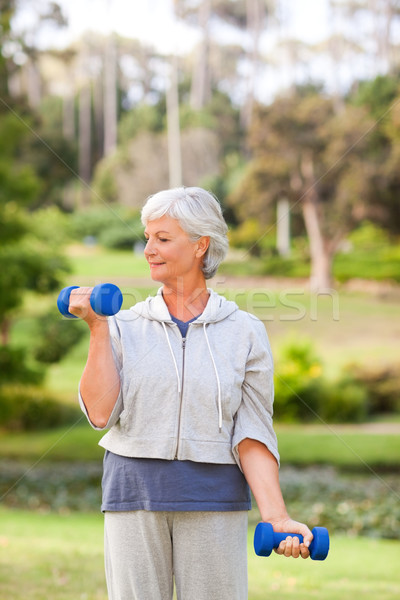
[70,187,313,600]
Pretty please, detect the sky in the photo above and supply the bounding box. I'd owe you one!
[15,0,331,55]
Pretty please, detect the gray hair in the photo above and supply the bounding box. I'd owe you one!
[141,187,229,279]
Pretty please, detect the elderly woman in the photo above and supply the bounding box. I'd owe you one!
[70,187,313,600]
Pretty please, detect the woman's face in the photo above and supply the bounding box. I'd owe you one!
[144,215,209,286]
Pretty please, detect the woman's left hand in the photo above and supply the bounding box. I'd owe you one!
[269,517,313,559]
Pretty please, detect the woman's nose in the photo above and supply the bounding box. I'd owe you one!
[144,240,155,256]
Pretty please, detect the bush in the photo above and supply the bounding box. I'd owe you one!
[274,339,371,423]
[274,339,325,422]
[0,385,80,431]
[70,207,143,250]
[319,376,370,423]
[348,363,400,414]
[33,311,86,364]
[98,220,144,250]
[0,346,44,386]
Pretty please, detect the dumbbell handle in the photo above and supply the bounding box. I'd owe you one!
[254,522,329,561]
[57,283,123,318]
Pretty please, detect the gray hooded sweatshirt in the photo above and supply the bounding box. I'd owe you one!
[79,288,279,470]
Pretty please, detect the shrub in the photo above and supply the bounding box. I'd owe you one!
[0,385,80,431]
[319,376,370,423]
[274,339,324,422]
[274,339,371,423]
[0,346,44,386]
[98,220,144,250]
[348,363,400,414]
[70,207,143,250]
[33,311,86,364]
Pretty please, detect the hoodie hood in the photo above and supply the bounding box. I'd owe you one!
[130,287,238,324]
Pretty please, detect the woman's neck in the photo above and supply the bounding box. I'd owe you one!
[162,281,209,321]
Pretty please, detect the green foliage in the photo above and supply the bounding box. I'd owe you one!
[274,339,371,423]
[33,311,86,364]
[118,103,164,144]
[0,346,44,386]
[70,206,143,249]
[229,218,268,256]
[348,220,391,249]
[0,385,80,431]
[334,221,400,282]
[318,376,369,423]
[0,112,71,325]
[274,339,324,421]
[26,96,78,208]
[349,363,400,414]
[352,74,399,120]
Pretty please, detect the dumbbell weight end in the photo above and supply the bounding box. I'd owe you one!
[57,285,80,319]
[90,283,123,316]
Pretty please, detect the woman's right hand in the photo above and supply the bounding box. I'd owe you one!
[68,287,105,327]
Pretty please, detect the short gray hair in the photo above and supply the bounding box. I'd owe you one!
[141,187,229,279]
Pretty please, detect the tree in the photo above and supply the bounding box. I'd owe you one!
[351,74,400,233]
[228,88,376,290]
[0,0,70,342]
[0,113,70,342]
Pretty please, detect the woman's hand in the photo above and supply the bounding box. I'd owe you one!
[68,287,105,327]
[269,517,313,559]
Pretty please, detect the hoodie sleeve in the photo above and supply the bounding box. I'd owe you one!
[78,315,124,430]
[231,318,280,470]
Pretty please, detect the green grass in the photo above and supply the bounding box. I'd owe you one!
[66,243,151,280]
[1,508,399,600]
[0,422,398,470]
[0,509,106,600]
[0,422,105,463]
[275,424,400,469]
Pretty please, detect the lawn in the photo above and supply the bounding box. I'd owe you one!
[1,508,399,600]
[1,421,399,470]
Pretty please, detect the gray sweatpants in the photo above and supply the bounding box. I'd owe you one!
[104,510,248,600]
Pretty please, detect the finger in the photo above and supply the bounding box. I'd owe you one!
[283,536,293,557]
[274,540,285,556]
[291,536,301,559]
[300,543,310,559]
[69,288,93,314]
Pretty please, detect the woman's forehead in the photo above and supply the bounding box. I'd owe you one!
[144,215,184,235]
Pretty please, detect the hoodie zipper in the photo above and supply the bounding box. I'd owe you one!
[174,336,186,459]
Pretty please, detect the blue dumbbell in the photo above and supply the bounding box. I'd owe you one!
[254,522,330,561]
[57,283,123,318]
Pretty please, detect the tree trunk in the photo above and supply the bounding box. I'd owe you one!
[302,198,333,291]
[166,55,182,187]
[190,0,211,110]
[78,82,92,205]
[26,58,41,108]
[241,0,263,128]
[276,197,290,257]
[299,152,333,291]
[103,34,118,157]
[63,92,75,140]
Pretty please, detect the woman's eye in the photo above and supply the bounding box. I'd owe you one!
[159,238,169,242]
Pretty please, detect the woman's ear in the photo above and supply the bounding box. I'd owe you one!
[196,236,210,257]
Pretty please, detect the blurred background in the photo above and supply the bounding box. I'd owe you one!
[0,1,400,598]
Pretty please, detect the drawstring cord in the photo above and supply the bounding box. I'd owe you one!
[203,323,223,433]
[161,321,222,433]
[161,322,181,394]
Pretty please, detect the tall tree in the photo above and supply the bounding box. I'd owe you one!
[228,89,376,290]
